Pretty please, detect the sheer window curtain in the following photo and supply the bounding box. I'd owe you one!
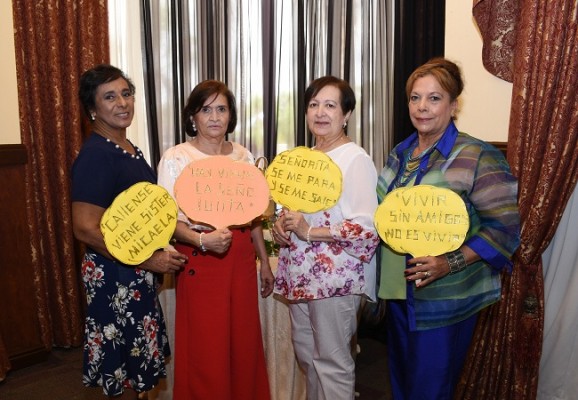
[108,0,152,161]
[279,0,394,168]
[110,0,394,170]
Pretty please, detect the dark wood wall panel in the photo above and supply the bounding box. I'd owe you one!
[0,144,47,369]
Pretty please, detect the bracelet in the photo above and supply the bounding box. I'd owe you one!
[446,249,467,274]
[306,226,313,245]
[199,232,207,252]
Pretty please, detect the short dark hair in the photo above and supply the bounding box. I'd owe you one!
[183,80,238,136]
[304,76,356,114]
[78,64,136,120]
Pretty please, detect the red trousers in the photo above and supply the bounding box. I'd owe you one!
[172,229,270,400]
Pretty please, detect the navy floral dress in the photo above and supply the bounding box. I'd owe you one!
[71,133,170,396]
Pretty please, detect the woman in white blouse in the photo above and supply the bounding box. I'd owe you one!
[157,80,273,400]
[272,76,380,400]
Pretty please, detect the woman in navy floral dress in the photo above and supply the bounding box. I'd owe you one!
[71,65,187,399]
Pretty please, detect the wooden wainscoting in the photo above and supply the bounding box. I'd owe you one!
[0,144,48,369]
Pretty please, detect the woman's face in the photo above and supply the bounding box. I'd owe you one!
[192,93,230,139]
[408,75,457,140]
[92,78,135,131]
[306,85,351,139]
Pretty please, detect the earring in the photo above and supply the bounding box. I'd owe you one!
[342,121,348,129]
[190,116,197,132]
[90,113,96,121]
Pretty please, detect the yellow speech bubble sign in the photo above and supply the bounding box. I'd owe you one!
[101,182,178,265]
[374,185,470,257]
[265,146,342,212]
[174,156,271,228]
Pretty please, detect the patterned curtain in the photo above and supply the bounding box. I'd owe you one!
[457,1,578,399]
[6,0,110,365]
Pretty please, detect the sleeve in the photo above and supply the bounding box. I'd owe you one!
[329,151,381,262]
[376,149,400,202]
[244,146,256,164]
[71,146,117,208]
[464,143,521,272]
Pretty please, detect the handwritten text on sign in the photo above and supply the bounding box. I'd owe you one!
[174,156,270,228]
[265,146,342,212]
[374,185,470,257]
[101,182,178,265]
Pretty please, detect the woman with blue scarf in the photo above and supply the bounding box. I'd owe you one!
[377,58,520,400]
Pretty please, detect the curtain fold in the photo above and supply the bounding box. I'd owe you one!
[140,0,393,167]
[458,1,578,398]
[392,0,446,145]
[358,1,394,170]
[140,0,189,165]
[140,0,162,168]
[262,0,277,160]
[287,0,395,161]
[471,0,518,82]
[109,0,153,164]
[539,186,578,399]
[8,0,110,359]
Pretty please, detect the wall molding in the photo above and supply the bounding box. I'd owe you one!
[0,144,27,166]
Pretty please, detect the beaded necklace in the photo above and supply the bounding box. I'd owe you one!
[394,139,439,188]
[105,138,143,160]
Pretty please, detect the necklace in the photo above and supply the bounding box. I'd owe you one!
[105,138,143,159]
[394,139,439,188]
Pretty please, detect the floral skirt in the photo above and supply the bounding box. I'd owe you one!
[81,251,170,396]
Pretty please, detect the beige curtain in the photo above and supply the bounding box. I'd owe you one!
[456,1,578,399]
[6,0,110,364]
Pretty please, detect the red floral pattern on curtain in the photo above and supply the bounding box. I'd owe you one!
[0,0,110,379]
[457,1,578,399]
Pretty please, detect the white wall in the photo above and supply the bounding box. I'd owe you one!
[445,0,513,142]
[0,1,21,144]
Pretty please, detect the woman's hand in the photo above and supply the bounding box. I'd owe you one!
[404,254,450,287]
[271,212,292,247]
[140,249,187,274]
[405,246,479,287]
[202,228,233,254]
[280,211,309,241]
[259,263,275,298]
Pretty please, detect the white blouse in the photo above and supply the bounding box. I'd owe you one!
[157,139,255,228]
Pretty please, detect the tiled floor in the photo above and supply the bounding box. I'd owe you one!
[0,348,103,400]
[0,326,391,399]
[355,317,392,400]
[355,337,392,399]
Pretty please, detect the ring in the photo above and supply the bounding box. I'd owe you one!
[424,271,431,278]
